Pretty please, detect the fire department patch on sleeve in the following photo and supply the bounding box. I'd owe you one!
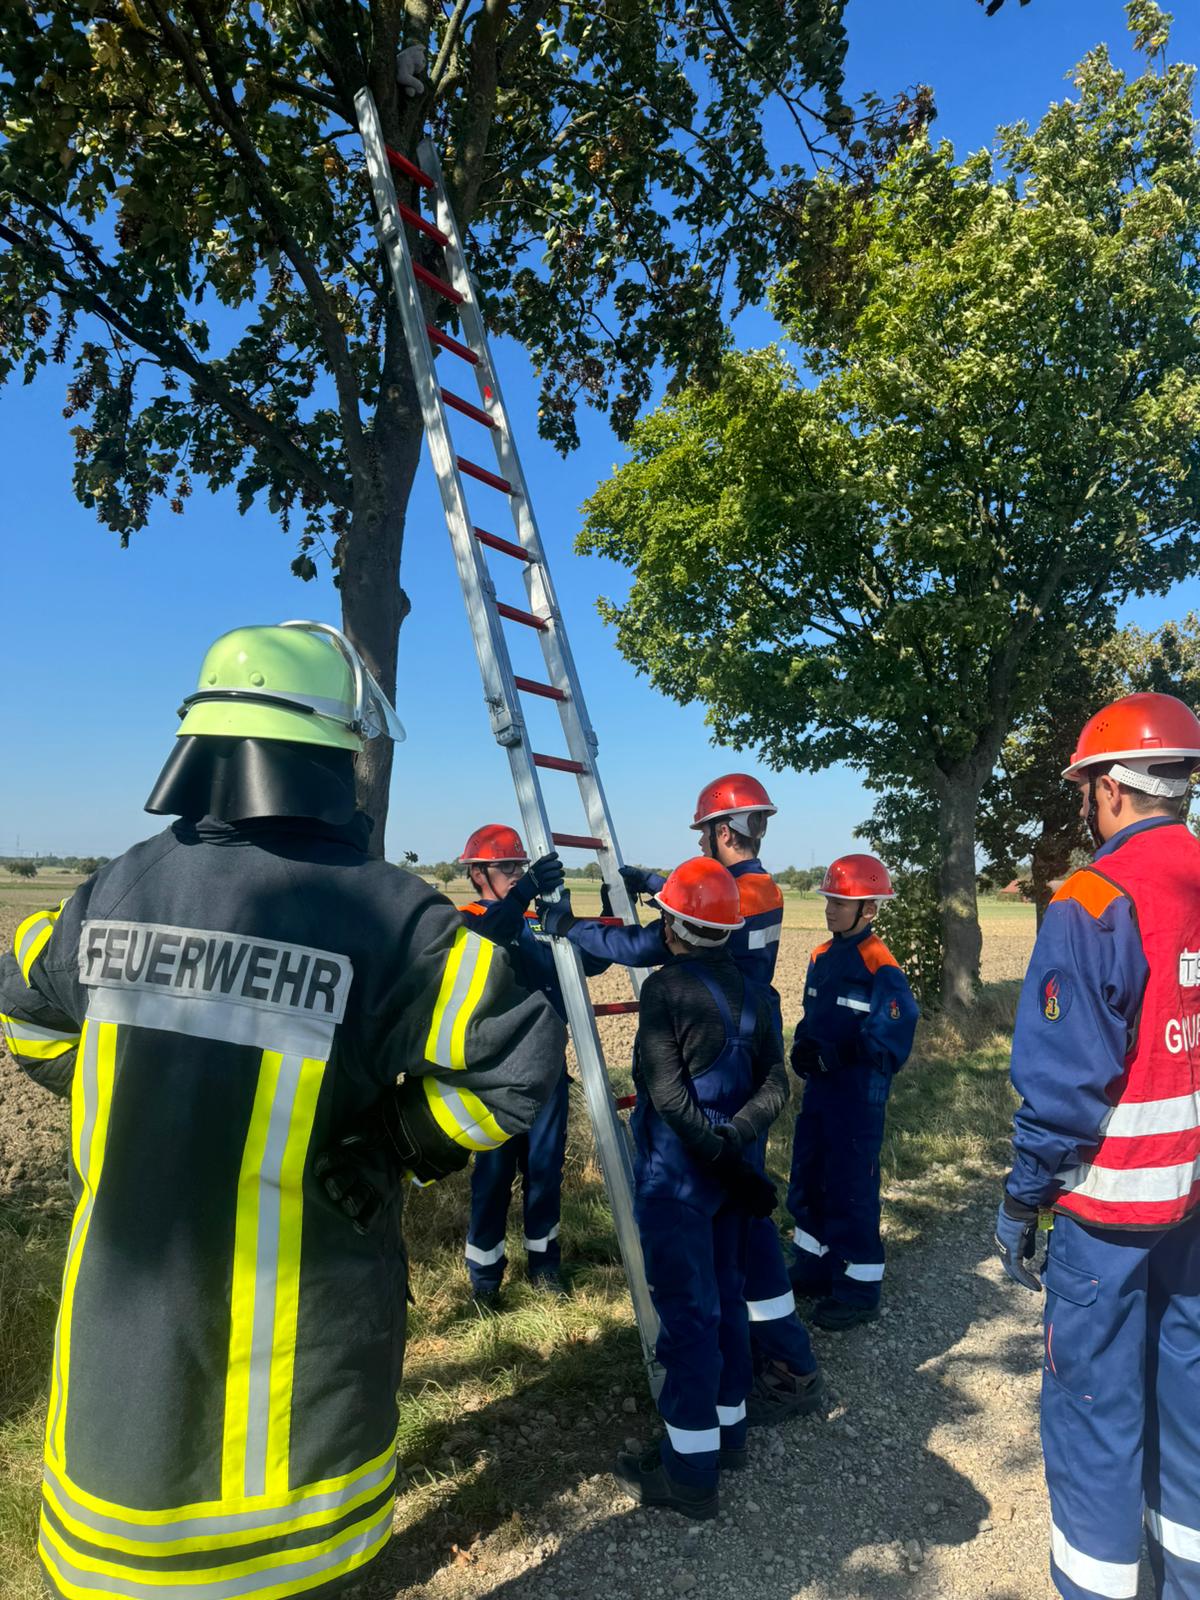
[888,998,901,1020]
[1040,969,1070,1023]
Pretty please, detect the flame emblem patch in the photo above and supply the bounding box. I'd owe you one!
[1041,969,1069,1022]
[888,998,901,1020]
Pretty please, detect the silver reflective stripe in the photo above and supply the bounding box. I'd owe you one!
[427,934,486,1068]
[0,1016,77,1047]
[844,1261,885,1282]
[747,1291,796,1322]
[50,1021,101,1455]
[1059,1156,1200,1205]
[439,1084,505,1148]
[40,1496,394,1598]
[464,1239,506,1266]
[716,1402,746,1425]
[746,924,782,950]
[523,1224,560,1252]
[807,987,817,997]
[793,1228,828,1258]
[1145,1508,1200,1562]
[1050,1522,1139,1597]
[664,1422,720,1455]
[1100,1092,1200,1139]
[244,1053,307,1500]
[16,912,55,973]
[88,985,337,1059]
[836,995,870,1013]
[42,1452,395,1544]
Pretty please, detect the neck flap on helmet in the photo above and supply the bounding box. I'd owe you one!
[144,736,359,825]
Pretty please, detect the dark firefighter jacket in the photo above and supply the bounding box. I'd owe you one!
[0,814,564,1600]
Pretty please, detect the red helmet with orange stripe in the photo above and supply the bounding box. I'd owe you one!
[654,857,744,938]
[818,854,895,901]
[459,824,528,864]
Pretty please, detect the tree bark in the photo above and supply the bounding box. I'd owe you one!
[935,763,986,1012]
[1030,825,1071,931]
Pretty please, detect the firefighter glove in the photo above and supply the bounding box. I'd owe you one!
[619,864,656,897]
[514,851,565,907]
[994,1193,1043,1292]
[790,1034,825,1079]
[538,892,577,937]
[709,1125,777,1218]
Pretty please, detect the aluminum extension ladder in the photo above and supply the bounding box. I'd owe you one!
[355,90,660,1387]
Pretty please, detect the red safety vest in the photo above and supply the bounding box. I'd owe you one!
[1055,823,1200,1229]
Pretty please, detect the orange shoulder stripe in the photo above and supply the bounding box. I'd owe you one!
[858,935,900,974]
[1050,869,1125,920]
[811,939,832,961]
[459,901,486,915]
[737,872,784,917]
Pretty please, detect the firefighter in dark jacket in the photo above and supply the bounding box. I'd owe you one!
[457,823,608,1300]
[615,857,788,1521]
[0,621,564,1600]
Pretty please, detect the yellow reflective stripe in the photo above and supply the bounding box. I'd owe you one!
[37,1492,393,1596]
[424,928,470,1064]
[14,900,64,983]
[421,1075,509,1152]
[0,1012,78,1060]
[223,1050,281,1499]
[48,1020,116,1468]
[449,935,494,1069]
[263,1055,325,1497]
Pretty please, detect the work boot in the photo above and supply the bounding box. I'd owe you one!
[719,1443,748,1471]
[614,1444,718,1520]
[471,1285,504,1312]
[746,1360,827,1426]
[812,1297,879,1331]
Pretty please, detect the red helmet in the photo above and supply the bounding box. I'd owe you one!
[654,857,745,930]
[459,824,528,864]
[819,854,894,901]
[690,773,777,830]
[1063,693,1200,779]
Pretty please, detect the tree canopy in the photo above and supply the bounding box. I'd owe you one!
[580,1,1200,1005]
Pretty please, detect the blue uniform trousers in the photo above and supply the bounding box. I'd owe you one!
[1041,1211,1200,1600]
[745,1213,818,1374]
[786,1064,890,1308]
[638,1194,752,1491]
[465,1072,569,1292]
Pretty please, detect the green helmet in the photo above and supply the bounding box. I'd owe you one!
[177,621,405,752]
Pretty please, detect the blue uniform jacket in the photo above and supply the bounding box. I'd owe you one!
[795,924,918,1075]
[464,895,609,1023]
[1004,816,1163,1211]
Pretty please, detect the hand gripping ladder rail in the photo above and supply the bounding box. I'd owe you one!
[355,90,660,1388]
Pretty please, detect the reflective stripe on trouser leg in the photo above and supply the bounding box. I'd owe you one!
[637,1195,724,1491]
[824,1074,887,1309]
[715,1206,751,1452]
[1041,1216,1149,1600]
[1142,1210,1200,1600]
[744,1216,817,1375]
[520,1073,568,1279]
[467,1136,522,1291]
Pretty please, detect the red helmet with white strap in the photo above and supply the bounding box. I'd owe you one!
[654,857,745,931]
[690,773,777,831]
[1063,693,1200,788]
[819,854,895,901]
[459,824,528,864]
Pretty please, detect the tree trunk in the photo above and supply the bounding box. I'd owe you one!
[935,764,985,1012]
[339,416,424,856]
[1030,825,1071,930]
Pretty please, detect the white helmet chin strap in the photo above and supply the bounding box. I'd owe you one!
[279,621,406,743]
[1108,760,1191,799]
[669,914,731,948]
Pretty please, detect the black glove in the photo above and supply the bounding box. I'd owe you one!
[513,851,565,908]
[790,1034,824,1079]
[995,1192,1044,1292]
[539,891,577,937]
[600,880,615,918]
[708,1126,778,1218]
[619,864,655,898]
[315,1076,471,1233]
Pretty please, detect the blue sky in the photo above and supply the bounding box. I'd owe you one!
[3,0,1200,866]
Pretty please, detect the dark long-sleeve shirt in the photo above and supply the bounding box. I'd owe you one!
[635,948,788,1163]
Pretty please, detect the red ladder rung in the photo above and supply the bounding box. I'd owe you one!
[533,752,586,774]
[514,675,566,702]
[477,527,532,562]
[415,262,463,305]
[552,832,605,850]
[497,602,547,631]
[459,457,514,493]
[615,1093,638,1110]
[427,324,478,364]
[398,201,450,247]
[594,1001,640,1017]
[384,146,434,189]
[442,389,496,429]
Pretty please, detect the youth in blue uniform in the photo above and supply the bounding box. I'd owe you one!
[787,855,918,1330]
[545,773,824,1423]
[457,827,608,1300]
[613,858,788,1520]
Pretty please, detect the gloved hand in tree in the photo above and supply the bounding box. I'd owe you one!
[396,44,426,98]
[619,864,662,898]
[511,851,565,908]
[538,890,577,938]
[994,1193,1044,1291]
[708,1124,778,1218]
[315,1075,470,1234]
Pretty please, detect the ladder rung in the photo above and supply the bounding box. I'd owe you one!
[594,1001,640,1017]
[552,832,605,850]
[533,752,586,774]
[477,527,532,563]
[615,1093,638,1110]
[414,262,464,304]
[459,457,514,493]
[515,675,566,701]
[385,145,435,189]
[427,324,479,364]
[588,917,626,926]
[497,602,547,631]
[442,388,496,428]
[398,201,450,247]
